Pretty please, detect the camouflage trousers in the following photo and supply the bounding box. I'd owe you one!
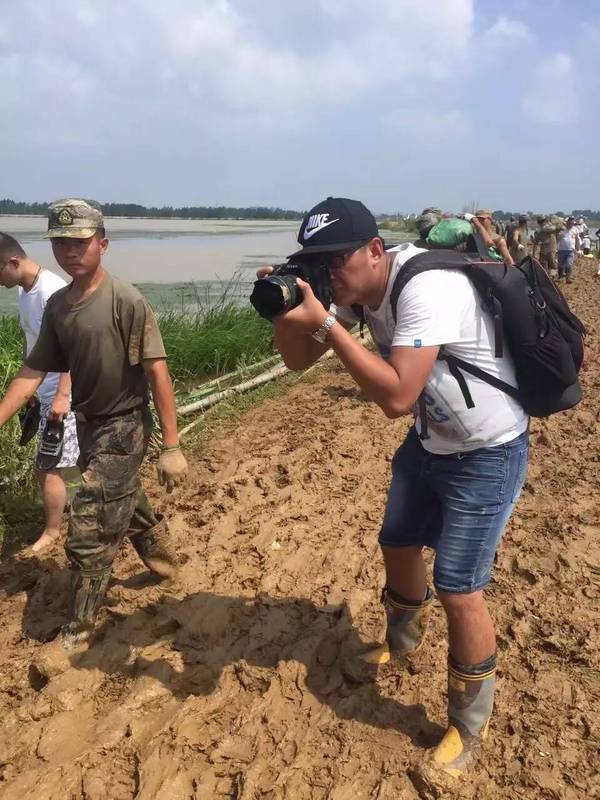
[539,248,557,273]
[67,406,166,575]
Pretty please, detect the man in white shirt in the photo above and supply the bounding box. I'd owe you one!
[557,217,580,283]
[257,198,529,778]
[0,233,79,552]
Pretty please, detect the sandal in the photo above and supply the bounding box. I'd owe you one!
[19,398,41,446]
[36,418,65,470]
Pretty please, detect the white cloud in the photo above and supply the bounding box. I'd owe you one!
[522,53,579,125]
[483,15,531,48]
[0,0,476,141]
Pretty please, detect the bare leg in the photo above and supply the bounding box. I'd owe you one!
[31,468,66,553]
[381,544,428,602]
[436,589,495,664]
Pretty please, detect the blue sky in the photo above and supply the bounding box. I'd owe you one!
[1,0,597,214]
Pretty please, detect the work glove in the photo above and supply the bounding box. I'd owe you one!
[462,212,475,221]
[157,445,188,493]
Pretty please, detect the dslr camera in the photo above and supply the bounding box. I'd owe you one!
[250,258,333,320]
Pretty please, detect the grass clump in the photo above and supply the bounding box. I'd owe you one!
[0,316,41,554]
[159,304,274,385]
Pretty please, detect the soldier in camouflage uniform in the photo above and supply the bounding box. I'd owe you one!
[506,214,529,264]
[532,215,563,277]
[0,199,188,648]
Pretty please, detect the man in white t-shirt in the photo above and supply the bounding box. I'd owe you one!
[256,198,529,779]
[557,217,580,283]
[0,233,79,552]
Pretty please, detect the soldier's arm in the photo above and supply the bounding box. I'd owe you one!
[143,357,188,493]
[470,217,495,249]
[143,358,179,448]
[0,366,45,426]
[496,236,515,266]
[49,372,72,420]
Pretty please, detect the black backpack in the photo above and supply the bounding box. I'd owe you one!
[354,250,585,438]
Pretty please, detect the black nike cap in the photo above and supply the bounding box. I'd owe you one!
[289,197,379,258]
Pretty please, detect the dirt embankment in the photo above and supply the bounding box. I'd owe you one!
[0,261,599,800]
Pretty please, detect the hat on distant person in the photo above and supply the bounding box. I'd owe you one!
[475,208,493,219]
[45,198,104,239]
[518,214,528,222]
[288,197,379,258]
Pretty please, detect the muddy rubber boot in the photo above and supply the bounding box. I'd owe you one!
[129,514,178,580]
[342,586,435,683]
[433,653,496,777]
[30,569,112,680]
[61,568,113,647]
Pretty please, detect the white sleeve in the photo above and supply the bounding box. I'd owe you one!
[391,272,465,347]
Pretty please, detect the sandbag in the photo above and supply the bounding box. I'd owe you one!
[426,217,472,248]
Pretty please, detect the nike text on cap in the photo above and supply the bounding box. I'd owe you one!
[288,197,379,258]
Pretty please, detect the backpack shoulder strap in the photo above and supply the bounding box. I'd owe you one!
[441,354,521,401]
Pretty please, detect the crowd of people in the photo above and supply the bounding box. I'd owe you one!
[0,196,590,784]
[412,207,597,282]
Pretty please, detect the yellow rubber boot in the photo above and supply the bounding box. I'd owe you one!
[342,587,434,683]
[433,654,496,777]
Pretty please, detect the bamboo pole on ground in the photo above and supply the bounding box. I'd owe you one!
[176,329,371,439]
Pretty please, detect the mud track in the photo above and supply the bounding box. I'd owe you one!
[1,261,599,799]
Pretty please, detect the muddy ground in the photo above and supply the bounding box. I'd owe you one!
[1,260,599,800]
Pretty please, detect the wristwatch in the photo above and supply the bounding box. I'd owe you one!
[311,314,337,343]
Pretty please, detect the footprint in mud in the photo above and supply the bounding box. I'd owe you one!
[52,591,444,746]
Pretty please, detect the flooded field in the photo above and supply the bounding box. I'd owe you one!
[0,216,415,315]
[0,217,302,313]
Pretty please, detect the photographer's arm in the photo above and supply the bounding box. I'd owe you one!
[273,316,353,370]
[255,265,351,369]
[326,323,438,417]
[282,279,437,417]
[0,366,45,426]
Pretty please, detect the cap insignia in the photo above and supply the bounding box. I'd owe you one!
[57,209,73,226]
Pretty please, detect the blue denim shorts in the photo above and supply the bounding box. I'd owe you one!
[379,428,529,593]
[558,250,576,273]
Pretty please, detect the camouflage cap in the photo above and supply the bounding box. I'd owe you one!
[475,208,493,219]
[45,198,104,239]
[416,207,442,237]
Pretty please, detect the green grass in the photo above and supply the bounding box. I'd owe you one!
[0,316,41,553]
[158,304,275,386]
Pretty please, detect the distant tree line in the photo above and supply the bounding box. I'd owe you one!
[0,198,304,221]
[492,209,600,221]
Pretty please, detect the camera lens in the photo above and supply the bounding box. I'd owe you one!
[250,275,299,320]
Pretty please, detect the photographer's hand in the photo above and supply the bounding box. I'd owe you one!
[254,268,328,331]
[268,278,334,370]
[273,278,328,335]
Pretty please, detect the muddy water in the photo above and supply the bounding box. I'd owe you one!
[1,216,300,283]
[0,216,412,313]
